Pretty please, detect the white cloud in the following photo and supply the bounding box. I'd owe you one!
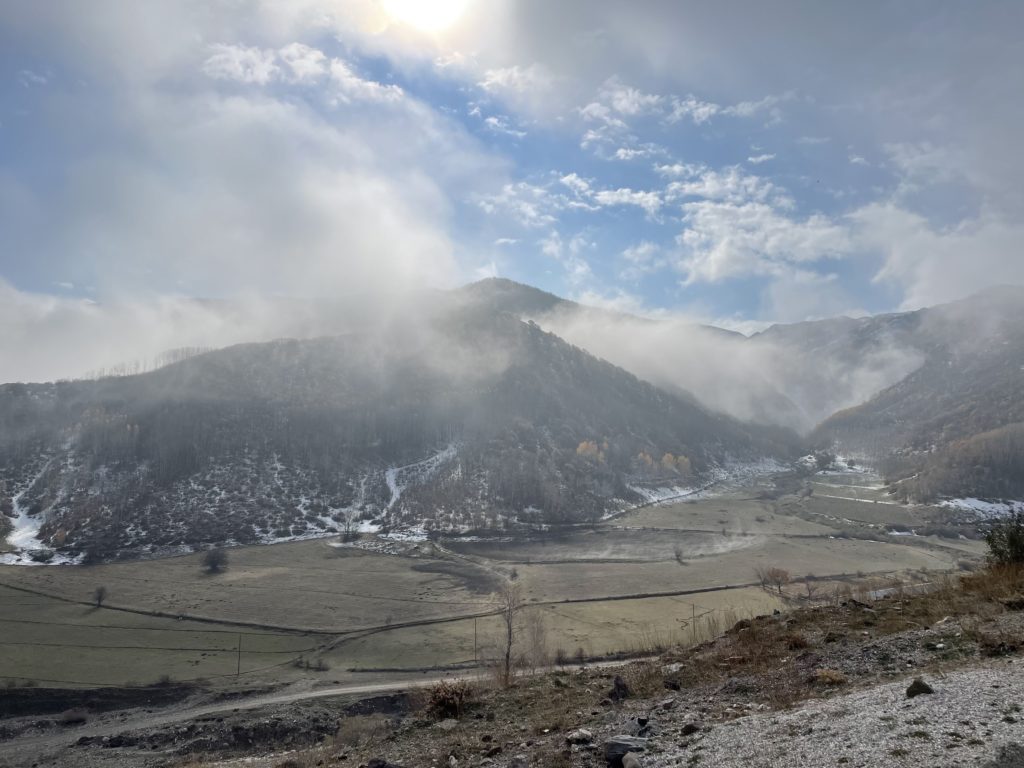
[593,187,662,216]
[677,200,852,283]
[478,182,560,228]
[328,59,404,104]
[666,95,721,124]
[483,115,526,138]
[747,153,775,164]
[852,202,1024,309]
[559,172,591,196]
[278,42,329,82]
[666,166,779,205]
[202,44,280,84]
[478,63,550,95]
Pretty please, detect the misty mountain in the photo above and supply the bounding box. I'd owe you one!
[458,278,808,429]
[0,305,799,560]
[812,286,1024,500]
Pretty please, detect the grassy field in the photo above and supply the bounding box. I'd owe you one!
[0,584,321,688]
[0,471,988,689]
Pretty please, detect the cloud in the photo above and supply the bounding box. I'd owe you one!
[852,202,1024,309]
[593,187,662,216]
[677,201,852,283]
[483,115,527,138]
[278,42,329,82]
[666,95,721,125]
[203,44,279,84]
[747,153,775,164]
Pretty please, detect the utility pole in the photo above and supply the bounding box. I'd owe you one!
[236,633,242,676]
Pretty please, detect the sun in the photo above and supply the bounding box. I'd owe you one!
[382,0,471,32]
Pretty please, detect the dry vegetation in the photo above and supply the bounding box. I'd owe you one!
[172,564,1024,767]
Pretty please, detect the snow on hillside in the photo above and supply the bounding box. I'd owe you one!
[939,497,1024,520]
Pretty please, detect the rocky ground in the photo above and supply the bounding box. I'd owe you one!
[4,570,1024,768]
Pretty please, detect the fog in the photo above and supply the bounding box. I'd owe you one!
[531,304,925,434]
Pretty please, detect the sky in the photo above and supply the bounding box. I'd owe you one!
[1,0,1023,379]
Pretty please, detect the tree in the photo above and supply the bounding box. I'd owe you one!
[203,547,228,574]
[93,586,107,608]
[766,567,790,594]
[986,511,1024,566]
[803,574,820,600]
[496,581,523,686]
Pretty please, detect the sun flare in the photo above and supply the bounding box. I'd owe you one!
[382,0,471,32]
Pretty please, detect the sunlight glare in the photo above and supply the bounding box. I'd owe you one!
[382,0,471,32]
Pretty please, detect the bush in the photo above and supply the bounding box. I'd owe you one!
[202,546,228,573]
[987,512,1024,566]
[426,679,474,720]
[58,707,89,725]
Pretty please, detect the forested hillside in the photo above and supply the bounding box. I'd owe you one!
[0,306,799,560]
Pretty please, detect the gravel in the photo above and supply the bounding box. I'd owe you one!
[649,660,1024,767]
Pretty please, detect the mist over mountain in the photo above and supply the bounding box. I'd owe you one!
[814,286,1024,500]
[0,302,799,560]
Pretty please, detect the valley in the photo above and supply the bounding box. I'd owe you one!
[0,467,983,694]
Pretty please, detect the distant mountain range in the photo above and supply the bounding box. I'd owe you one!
[1,280,1022,561]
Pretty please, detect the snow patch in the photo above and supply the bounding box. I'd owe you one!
[940,497,1024,520]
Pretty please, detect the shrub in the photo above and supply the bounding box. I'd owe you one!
[812,668,848,686]
[986,511,1024,566]
[59,708,89,725]
[202,546,228,573]
[426,679,474,720]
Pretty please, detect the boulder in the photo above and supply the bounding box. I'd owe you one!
[906,678,934,698]
[566,728,593,744]
[622,753,643,768]
[604,735,647,766]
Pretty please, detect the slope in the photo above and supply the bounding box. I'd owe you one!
[0,305,800,561]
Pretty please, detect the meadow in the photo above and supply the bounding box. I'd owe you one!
[0,471,986,689]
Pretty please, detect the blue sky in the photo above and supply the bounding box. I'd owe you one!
[1,0,1022,373]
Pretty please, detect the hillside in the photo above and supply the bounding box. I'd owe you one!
[0,306,799,561]
[812,287,1024,500]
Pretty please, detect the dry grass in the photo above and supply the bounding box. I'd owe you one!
[812,668,848,686]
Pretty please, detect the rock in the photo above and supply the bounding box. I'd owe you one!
[609,675,631,701]
[566,728,593,744]
[367,760,403,768]
[509,755,528,768]
[657,697,676,710]
[447,756,458,768]
[604,735,647,766]
[436,718,459,731]
[906,678,935,698]
[622,752,643,768]
[484,746,502,757]
[680,721,702,736]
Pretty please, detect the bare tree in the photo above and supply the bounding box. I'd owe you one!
[497,581,523,686]
[766,567,790,595]
[93,586,107,608]
[803,574,820,601]
[203,547,228,574]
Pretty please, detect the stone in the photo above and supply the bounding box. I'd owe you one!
[604,735,647,766]
[366,760,402,768]
[680,721,702,736]
[484,746,502,757]
[509,755,528,768]
[906,678,935,698]
[566,728,593,744]
[436,719,459,731]
[622,752,643,768]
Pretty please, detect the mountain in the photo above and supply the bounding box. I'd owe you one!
[457,279,807,430]
[0,304,799,561]
[812,286,1024,500]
